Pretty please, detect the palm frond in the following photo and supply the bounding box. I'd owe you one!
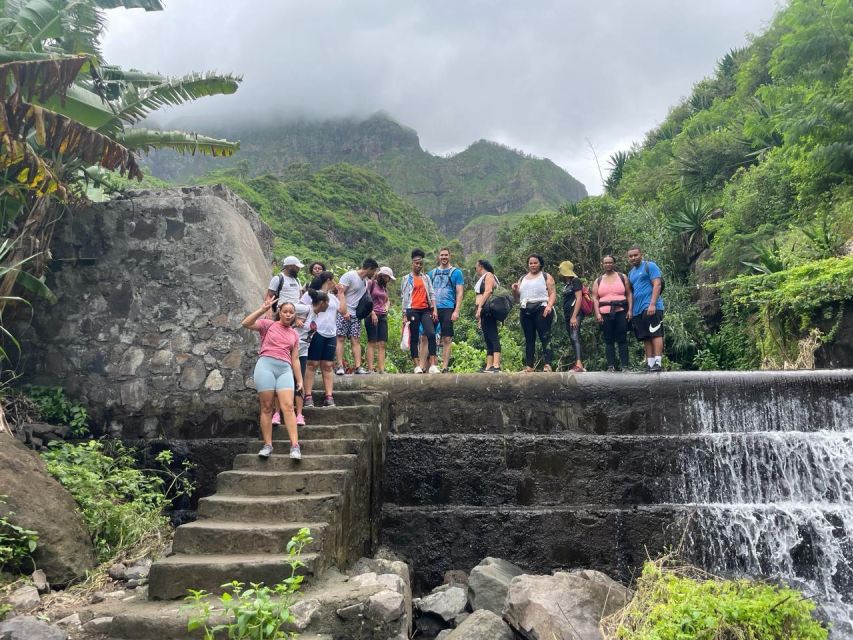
[98,71,241,132]
[117,127,239,157]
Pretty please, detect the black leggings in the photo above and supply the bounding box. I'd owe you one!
[520,306,553,367]
[481,314,501,355]
[407,309,436,359]
[567,312,585,362]
[601,309,629,369]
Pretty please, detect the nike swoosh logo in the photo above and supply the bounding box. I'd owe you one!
[650,322,662,332]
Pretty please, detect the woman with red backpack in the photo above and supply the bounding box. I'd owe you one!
[559,260,594,373]
[592,255,633,372]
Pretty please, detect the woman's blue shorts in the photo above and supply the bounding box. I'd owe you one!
[253,356,295,392]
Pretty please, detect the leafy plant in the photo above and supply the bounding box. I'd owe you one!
[0,603,11,621]
[802,213,843,259]
[41,440,193,561]
[742,240,788,274]
[602,557,828,639]
[24,385,89,437]
[0,496,38,574]
[665,195,714,251]
[185,528,314,640]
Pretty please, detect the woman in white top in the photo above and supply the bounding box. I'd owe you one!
[511,254,557,372]
[301,272,341,408]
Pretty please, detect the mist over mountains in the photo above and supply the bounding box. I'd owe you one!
[146,113,586,241]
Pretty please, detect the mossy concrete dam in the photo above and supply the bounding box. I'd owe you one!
[144,370,853,633]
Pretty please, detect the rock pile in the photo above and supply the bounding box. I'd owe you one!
[414,557,632,640]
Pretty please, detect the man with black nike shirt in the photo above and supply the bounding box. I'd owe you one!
[627,245,665,372]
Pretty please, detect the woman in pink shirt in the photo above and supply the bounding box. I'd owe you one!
[241,300,304,459]
[365,266,395,373]
[592,255,633,372]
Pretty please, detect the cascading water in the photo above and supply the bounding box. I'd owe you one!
[667,388,853,638]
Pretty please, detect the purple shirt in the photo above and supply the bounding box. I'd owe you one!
[368,280,389,314]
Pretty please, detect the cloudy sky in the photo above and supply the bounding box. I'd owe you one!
[103,0,781,195]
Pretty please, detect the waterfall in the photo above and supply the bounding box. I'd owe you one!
[671,389,853,638]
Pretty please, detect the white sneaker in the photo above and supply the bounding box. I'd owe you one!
[354,366,369,374]
[258,444,273,458]
[289,444,302,460]
[413,366,424,374]
[428,365,440,374]
[334,366,345,375]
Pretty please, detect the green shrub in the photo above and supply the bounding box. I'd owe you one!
[185,528,313,640]
[603,559,828,639]
[24,386,89,437]
[41,441,191,561]
[0,496,38,574]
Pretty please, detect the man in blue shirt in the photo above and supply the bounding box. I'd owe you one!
[428,248,465,372]
[627,245,665,372]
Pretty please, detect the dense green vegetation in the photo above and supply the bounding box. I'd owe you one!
[146,114,587,237]
[496,0,853,370]
[603,559,827,639]
[192,163,446,270]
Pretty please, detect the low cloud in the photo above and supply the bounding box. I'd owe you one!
[104,0,780,194]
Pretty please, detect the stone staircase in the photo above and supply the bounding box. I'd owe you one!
[148,391,384,600]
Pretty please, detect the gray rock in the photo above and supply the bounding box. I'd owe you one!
[436,631,453,640]
[447,609,514,640]
[54,614,81,629]
[31,570,49,593]
[376,573,406,594]
[367,589,405,622]
[417,585,467,622]
[82,617,114,633]
[336,602,365,621]
[0,616,68,640]
[101,590,127,600]
[503,571,631,640]
[204,369,225,391]
[124,560,151,580]
[468,556,523,615]
[290,598,321,631]
[108,562,127,580]
[0,438,96,584]
[7,585,40,610]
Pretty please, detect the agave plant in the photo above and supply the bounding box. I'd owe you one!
[665,195,714,251]
[741,240,788,274]
[604,150,629,195]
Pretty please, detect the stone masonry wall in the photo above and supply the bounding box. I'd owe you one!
[18,185,274,439]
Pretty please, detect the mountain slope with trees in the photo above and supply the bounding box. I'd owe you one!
[496,0,852,370]
[145,113,587,239]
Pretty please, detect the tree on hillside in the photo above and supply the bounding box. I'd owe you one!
[0,0,241,310]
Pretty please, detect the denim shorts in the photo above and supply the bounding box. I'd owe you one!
[253,356,294,392]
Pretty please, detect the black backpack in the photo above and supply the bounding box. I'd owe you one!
[355,281,374,319]
[272,272,286,312]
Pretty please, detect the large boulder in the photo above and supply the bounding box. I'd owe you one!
[0,616,68,640]
[0,436,95,584]
[503,570,631,640]
[17,185,275,439]
[468,556,524,615]
[446,609,514,640]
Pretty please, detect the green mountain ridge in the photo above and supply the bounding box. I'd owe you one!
[145,113,587,239]
[192,163,446,268]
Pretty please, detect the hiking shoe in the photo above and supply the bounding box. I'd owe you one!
[271,411,281,426]
[543,364,553,373]
[303,395,314,408]
[428,365,440,374]
[441,367,450,373]
[569,365,586,373]
[606,366,616,373]
[334,366,345,375]
[521,366,534,373]
[289,444,302,460]
[651,363,663,372]
[296,414,305,426]
[485,366,501,373]
[323,396,336,407]
[413,366,424,374]
[257,444,273,458]
[354,366,369,374]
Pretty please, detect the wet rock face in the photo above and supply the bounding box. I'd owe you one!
[19,185,274,437]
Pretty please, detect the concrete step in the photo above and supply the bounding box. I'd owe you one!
[245,438,364,456]
[148,552,322,600]
[172,520,327,555]
[197,493,340,523]
[301,404,380,425]
[296,423,367,439]
[233,453,357,472]
[216,469,348,496]
[319,389,385,406]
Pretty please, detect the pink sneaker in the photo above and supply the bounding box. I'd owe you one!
[296,414,305,426]
[271,411,281,425]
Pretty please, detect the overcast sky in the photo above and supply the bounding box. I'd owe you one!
[103,0,781,195]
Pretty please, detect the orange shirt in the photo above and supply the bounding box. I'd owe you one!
[410,275,429,309]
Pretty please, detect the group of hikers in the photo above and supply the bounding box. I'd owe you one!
[240,246,665,459]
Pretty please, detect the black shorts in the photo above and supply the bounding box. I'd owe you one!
[634,309,665,340]
[365,314,388,343]
[307,334,336,361]
[436,308,455,337]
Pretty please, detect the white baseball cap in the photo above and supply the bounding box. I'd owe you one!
[281,256,304,268]
[378,266,396,280]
